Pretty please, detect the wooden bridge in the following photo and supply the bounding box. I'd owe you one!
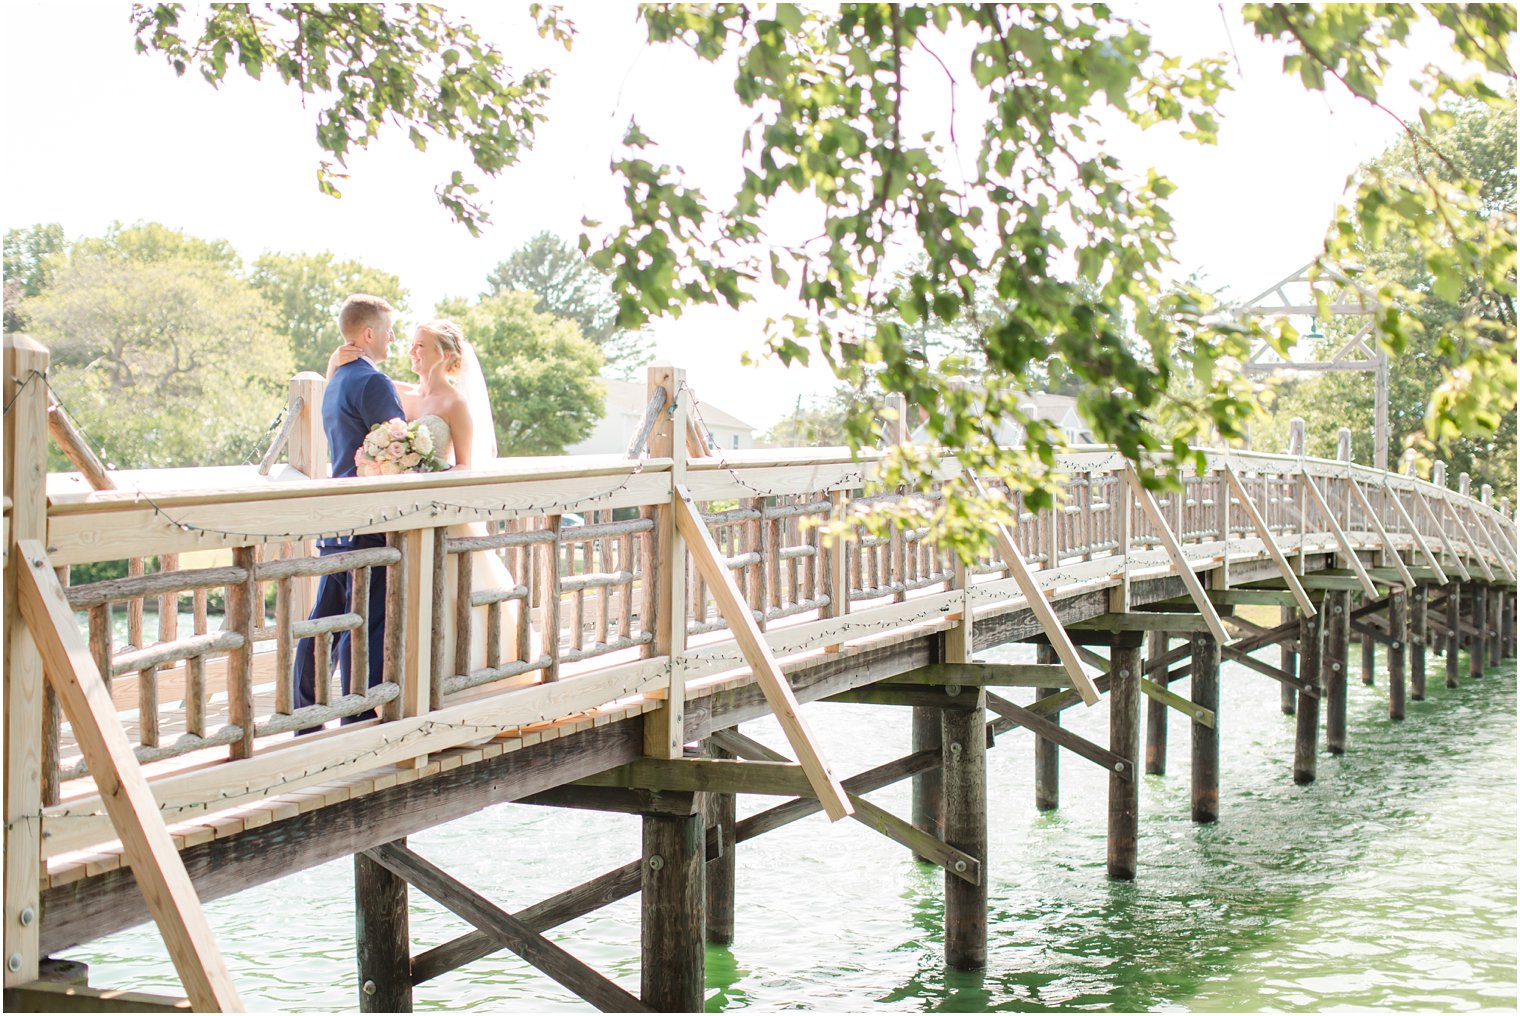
[3,337,1516,1012]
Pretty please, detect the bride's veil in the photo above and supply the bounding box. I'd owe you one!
[457,339,498,468]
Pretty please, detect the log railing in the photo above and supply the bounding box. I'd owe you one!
[8,353,1516,868]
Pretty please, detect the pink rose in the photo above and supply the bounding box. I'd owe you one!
[388,420,408,439]
[386,441,406,459]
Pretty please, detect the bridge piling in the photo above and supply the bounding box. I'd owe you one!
[912,706,945,843]
[1033,643,1060,811]
[1279,605,1297,715]
[1360,601,1377,686]
[1144,631,1169,776]
[1293,602,1324,784]
[704,744,737,947]
[1410,585,1427,701]
[1388,588,1408,720]
[1325,591,1349,755]
[1469,582,1487,680]
[1487,585,1503,668]
[355,840,412,1013]
[1504,589,1516,657]
[1444,586,1461,688]
[641,809,705,1013]
[942,692,988,968]
[1107,633,1143,880]
[1190,632,1219,824]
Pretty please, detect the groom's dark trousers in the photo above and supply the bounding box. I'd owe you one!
[292,357,404,726]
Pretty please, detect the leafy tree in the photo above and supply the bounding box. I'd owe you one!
[449,291,605,455]
[24,245,292,469]
[1264,92,1517,497]
[3,223,67,331]
[758,387,869,447]
[131,4,1517,556]
[251,251,409,374]
[73,220,242,270]
[485,232,648,377]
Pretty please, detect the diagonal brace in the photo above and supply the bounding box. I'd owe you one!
[983,692,1133,779]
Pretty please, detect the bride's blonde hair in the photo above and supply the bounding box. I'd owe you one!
[417,320,466,377]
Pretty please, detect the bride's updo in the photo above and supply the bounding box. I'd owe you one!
[418,320,467,378]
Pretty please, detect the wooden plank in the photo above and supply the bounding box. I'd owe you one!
[1346,477,1416,587]
[645,369,687,759]
[983,692,1132,779]
[1220,644,1320,696]
[1470,509,1517,583]
[1072,612,1217,633]
[14,541,243,1012]
[1070,644,1217,723]
[366,841,648,1013]
[824,684,983,709]
[965,471,1099,703]
[1203,589,1304,607]
[1222,464,1316,615]
[1140,674,1215,728]
[673,484,852,820]
[1410,488,1472,581]
[1122,468,1231,643]
[580,757,812,797]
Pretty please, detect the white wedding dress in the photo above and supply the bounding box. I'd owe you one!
[416,403,543,688]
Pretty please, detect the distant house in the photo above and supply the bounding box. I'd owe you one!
[565,378,757,456]
[910,390,1095,447]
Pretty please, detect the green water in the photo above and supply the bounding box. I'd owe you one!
[68,646,1516,1012]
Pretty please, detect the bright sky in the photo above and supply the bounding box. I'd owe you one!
[0,2,1460,430]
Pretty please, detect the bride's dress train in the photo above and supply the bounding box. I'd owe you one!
[416,414,545,691]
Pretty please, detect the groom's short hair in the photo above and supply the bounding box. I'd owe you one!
[339,294,394,341]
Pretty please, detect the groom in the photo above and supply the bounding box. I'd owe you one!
[292,294,404,727]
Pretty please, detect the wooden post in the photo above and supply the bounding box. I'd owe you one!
[1488,585,1503,668]
[1279,604,1297,715]
[646,365,689,760]
[1410,584,1428,701]
[1360,599,1377,686]
[641,811,704,1012]
[1504,588,1516,658]
[705,743,736,947]
[942,691,987,968]
[1107,633,1143,880]
[1293,601,1324,784]
[356,840,412,1013]
[3,334,47,986]
[1388,586,1408,720]
[287,372,328,622]
[1190,632,1220,823]
[1446,584,1461,689]
[1469,582,1486,679]
[1033,642,1060,810]
[1144,631,1169,776]
[1324,590,1350,755]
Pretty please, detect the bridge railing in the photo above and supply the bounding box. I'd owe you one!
[8,350,1516,867]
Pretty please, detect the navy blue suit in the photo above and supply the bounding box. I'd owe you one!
[292,358,405,726]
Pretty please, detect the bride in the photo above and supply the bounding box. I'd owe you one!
[329,321,542,685]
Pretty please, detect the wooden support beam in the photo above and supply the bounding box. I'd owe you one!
[1470,582,1488,678]
[1383,487,1448,585]
[966,471,1099,703]
[355,843,411,1013]
[703,742,736,947]
[1202,588,1305,608]
[1411,585,1428,702]
[641,811,704,1013]
[1351,619,1402,650]
[1294,600,1325,784]
[1123,468,1231,643]
[579,757,813,797]
[824,684,982,709]
[708,728,982,885]
[1190,633,1220,824]
[1107,634,1143,880]
[1073,644,1218,725]
[887,662,1071,688]
[1218,645,1319,698]
[1389,587,1408,720]
[1222,463,1316,615]
[1346,477,1417,587]
[1324,591,1350,755]
[1145,632,1170,775]
[942,692,987,969]
[1261,574,1382,592]
[983,692,1132,779]
[1299,471,1379,597]
[673,484,850,820]
[1072,612,1218,634]
[3,981,191,1012]
[1446,585,1461,689]
[1439,497,1496,582]
[1411,489,1472,582]
[366,841,648,1013]
[1033,643,1060,812]
[517,785,702,817]
[13,541,243,1013]
[645,367,688,759]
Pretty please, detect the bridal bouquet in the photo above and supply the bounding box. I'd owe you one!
[355,418,447,476]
